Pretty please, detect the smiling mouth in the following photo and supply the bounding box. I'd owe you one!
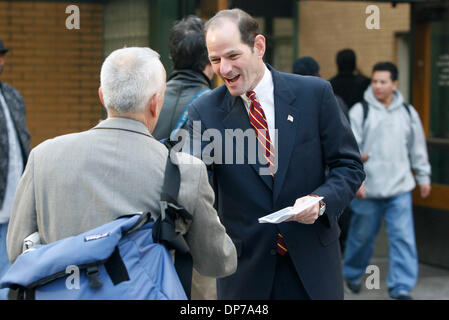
[224,75,240,85]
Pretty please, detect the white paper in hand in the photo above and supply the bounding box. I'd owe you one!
[258,196,324,224]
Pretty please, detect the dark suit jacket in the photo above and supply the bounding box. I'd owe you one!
[187,65,365,299]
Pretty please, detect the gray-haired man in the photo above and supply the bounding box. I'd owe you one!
[7,48,237,297]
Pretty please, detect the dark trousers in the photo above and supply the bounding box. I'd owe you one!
[270,253,310,300]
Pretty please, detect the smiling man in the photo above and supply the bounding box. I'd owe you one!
[187,9,365,300]
[206,16,265,97]
[343,62,431,300]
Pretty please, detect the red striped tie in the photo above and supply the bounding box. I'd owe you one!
[246,91,275,176]
[246,91,287,256]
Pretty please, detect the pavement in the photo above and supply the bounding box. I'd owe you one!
[343,221,449,300]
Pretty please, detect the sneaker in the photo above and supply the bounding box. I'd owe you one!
[346,280,361,294]
[390,290,413,300]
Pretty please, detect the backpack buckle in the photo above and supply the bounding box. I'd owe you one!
[86,265,103,289]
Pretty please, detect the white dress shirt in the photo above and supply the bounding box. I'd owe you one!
[240,65,276,147]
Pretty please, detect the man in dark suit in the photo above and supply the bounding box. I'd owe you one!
[187,9,365,300]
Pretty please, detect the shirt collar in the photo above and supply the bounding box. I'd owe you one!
[241,65,272,104]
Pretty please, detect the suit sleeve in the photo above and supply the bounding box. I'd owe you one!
[184,161,237,277]
[7,150,38,263]
[313,82,365,228]
[187,101,217,189]
[186,102,203,159]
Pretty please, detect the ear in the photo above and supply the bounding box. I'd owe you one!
[98,87,105,107]
[253,35,266,59]
[392,80,399,90]
[147,92,159,118]
[203,63,215,81]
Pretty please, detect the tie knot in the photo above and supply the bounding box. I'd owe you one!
[246,91,256,100]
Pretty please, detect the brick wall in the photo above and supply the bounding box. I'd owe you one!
[297,1,410,81]
[0,1,103,148]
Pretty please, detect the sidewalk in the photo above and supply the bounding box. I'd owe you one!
[343,221,449,300]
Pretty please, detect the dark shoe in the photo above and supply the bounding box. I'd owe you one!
[346,280,361,294]
[390,290,413,300]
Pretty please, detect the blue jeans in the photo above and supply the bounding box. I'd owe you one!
[0,222,11,300]
[343,192,418,296]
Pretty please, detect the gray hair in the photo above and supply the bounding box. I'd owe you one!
[100,47,165,114]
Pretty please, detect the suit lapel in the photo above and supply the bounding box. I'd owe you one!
[222,92,273,191]
[270,67,299,203]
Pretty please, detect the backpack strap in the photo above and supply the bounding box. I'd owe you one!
[153,156,193,299]
[403,102,411,118]
[361,100,411,126]
[91,126,194,298]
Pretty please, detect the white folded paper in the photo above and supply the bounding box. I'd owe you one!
[258,196,324,224]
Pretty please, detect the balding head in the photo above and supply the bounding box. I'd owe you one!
[204,8,260,50]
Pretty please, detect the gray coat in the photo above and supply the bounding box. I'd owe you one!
[0,82,30,208]
[7,117,237,278]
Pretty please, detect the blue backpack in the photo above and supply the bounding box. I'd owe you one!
[0,155,193,300]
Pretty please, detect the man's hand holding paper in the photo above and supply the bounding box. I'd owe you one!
[258,195,323,224]
[285,195,321,224]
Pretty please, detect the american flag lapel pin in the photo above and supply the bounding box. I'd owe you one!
[287,115,294,122]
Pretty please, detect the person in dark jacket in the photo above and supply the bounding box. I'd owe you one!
[152,16,214,143]
[328,50,370,254]
[152,15,217,300]
[0,38,30,300]
[329,49,371,109]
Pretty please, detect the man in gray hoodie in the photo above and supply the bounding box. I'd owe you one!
[343,62,431,300]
